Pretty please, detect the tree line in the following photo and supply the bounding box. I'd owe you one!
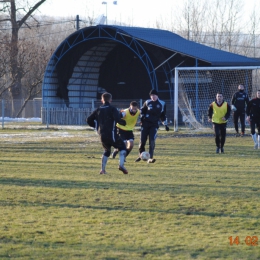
[0,0,260,117]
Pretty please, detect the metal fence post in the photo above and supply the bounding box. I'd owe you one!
[2,99,4,129]
[46,100,49,129]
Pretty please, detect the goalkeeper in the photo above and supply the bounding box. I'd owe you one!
[231,84,249,137]
[135,89,169,163]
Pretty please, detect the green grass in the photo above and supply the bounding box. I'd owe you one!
[0,128,259,259]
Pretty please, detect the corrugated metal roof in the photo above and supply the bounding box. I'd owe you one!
[110,25,260,66]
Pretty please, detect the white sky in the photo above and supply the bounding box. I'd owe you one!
[38,0,260,31]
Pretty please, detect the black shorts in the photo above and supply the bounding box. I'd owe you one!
[101,135,126,152]
[118,129,134,141]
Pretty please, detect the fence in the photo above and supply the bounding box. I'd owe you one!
[0,99,176,126]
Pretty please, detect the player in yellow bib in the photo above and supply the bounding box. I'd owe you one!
[112,101,141,159]
[208,92,231,154]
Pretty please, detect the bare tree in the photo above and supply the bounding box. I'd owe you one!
[0,0,47,101]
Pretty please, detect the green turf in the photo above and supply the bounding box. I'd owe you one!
[0,128,259,259]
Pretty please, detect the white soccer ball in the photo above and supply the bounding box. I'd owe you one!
[140,151,150,161]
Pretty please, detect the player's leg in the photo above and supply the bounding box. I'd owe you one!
[135,126,148,162]
[100,137,111,174]
[114,137,128,174]
[219,123,227,153]
[256,122,260,149]
[240,111,246,136]
[147,126,158,163]
[213,123,221,153]
[233,111,239,136]
[125,131,134,157]
[112,128,124,159]
[250,120,258,149]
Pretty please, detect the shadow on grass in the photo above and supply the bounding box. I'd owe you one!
[0,177,259,195]
[0,177,260,219]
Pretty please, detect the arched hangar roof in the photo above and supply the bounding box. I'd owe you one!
[42,25,260,108]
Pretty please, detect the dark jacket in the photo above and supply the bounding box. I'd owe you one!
[141,98,167,127]
[246,98,260,121]
[87,102,126,138]
[231,91,249,112]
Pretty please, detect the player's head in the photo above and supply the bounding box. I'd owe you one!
[238,85,244,92]
[257,90,260,99]
[216,92,223,103]
[149,89,158,101]
[101,92,112,103]
[129,101,138,114]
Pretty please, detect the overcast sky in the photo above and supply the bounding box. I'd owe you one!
[38,0,260,32]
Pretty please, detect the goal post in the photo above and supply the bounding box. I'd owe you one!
[174,66,260,131]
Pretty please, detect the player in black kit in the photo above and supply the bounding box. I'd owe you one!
[87,92,128,174]
[135,89,169,163]
[231,84,249,137]
[246,90,260,149]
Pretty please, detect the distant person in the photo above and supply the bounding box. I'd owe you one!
[208,92,231,154]
[231,84,249,137]
[86,92,128,174]
[135,89,169,163]
[111,101,141,160]
[246,90,260,149]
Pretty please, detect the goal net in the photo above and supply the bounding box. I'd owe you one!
[174,66,260,131]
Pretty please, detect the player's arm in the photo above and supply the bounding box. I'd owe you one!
[224,103,231,120]
[245,94,250,106]
[231,93,236,105]
[231,93,237,111]
[159,103,169,131]
[113,107,126,126]
[208,103,213,122]
[86,109,97,128]
[246,100,252,120]
[140,101,148,123]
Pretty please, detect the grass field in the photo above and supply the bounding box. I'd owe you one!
[0,125,259,259]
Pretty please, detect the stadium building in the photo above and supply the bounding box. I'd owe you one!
[42,25,260,126]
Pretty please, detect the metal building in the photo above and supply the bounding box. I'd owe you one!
[42,25,260,124]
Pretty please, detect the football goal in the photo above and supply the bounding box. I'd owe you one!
[174,66,260,131]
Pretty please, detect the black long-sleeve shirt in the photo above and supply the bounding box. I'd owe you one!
[231,91,249,112]
[246,98,260,121]
[87,102,126,138]
[141,98,167,127]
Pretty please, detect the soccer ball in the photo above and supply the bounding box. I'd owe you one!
[140,151,150,161]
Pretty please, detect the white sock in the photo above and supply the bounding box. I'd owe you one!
[252,134,257,144]
[119,150,126,167]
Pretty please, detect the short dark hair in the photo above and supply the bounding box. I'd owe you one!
[101,92,112,102]
[216,92,223,96]
[130,101,138,107]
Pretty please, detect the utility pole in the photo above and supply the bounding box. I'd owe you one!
[76,15,80,30]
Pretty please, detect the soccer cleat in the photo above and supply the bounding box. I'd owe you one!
[216,147,220,153]
[147,158,156,163]
[221,148,224,153]
[118,165,128,174]
[111,150,118,159]
[235,133,240,137]
[240,132,244,137]
[99,170,107,174]
[135,157,141,162]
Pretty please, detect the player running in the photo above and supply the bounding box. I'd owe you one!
[111,101,141,160]
[86,92,128,174]
[246,90,260,149]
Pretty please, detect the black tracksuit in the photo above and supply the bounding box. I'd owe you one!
[231,90,249,133]
[139,99,167,158]
[87,102,126,157]
[246,98,260,135]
